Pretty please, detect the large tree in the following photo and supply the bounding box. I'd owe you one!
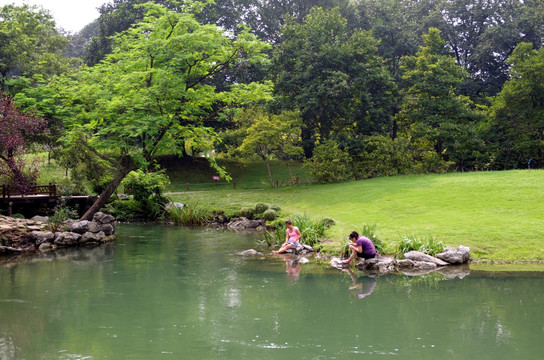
[57,3,271,220]
[272,7,395,157]
[488,42,544,169]
[0,4,70,91]
[399,28,484,168]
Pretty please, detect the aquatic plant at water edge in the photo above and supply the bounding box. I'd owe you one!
[166,202,213,226]
[394,234,445,257]
[263,213,327,247]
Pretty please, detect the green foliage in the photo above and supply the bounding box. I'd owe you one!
[240,207,255,218]
[123,170,170,202]
[321,217,336,228]
[49,203,78,232]
[165,202,213,226]
[393,235,445,257]
[111,170,171,221]
[255,203,269,214]
[270,204,281,211]
[355,135,415,178]
[262,209,277,221]
[304,140,351,183]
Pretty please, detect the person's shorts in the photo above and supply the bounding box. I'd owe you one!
[287,241,299,247]
[356,252,376,259]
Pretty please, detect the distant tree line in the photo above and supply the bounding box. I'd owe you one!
[1,0,543,204]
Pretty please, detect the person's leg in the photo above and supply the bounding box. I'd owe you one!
[273,243,294,254]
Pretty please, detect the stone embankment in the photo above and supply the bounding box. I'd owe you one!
[0,212,116,255]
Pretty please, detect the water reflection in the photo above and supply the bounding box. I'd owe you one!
[343,267,376,299]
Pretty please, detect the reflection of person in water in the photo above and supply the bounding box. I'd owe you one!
[343,267,376,299]
[283,257,301,283]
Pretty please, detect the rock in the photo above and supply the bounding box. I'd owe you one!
[227,217,264,230]
[88,222,101,233]
[99,223,115,236]
[38,242,55,252]
[30,230,55,245]
[298,257,310,264]
[238,249,263,256]
[414,261,437,270]
[357,257,395,273]
[302,244,315,252]
[31,215,49,222]
[81,231,106,244]
[330,257,347,269]
[165,202,184,210]
[436,246,471,264]
[0,246,23,254]
[70,220,90,234]
[403,251,450,266]
[93,212,115,224]
[396,259,416,268]
[54,232,82,246]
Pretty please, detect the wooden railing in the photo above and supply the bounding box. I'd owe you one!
[2,184,57,198]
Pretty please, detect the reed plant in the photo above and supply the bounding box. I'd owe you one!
[393,234,445,257]
[166,202,213,226]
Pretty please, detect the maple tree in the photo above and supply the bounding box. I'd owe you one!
[0,93,47,192]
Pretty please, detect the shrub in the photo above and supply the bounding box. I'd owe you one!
[270,204,281,211]
[304,140,351,183]
[262,209,277,221]
[49,203,78,231]
[321,217,336,228]
[240,207,255,218]
[255,203,269,214]
[353,135,415,178]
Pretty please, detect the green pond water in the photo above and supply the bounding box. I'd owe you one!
[1,224,544,359]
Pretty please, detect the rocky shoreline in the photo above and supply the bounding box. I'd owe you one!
[0,212,116,255]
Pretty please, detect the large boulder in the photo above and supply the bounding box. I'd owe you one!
[81,231,106,244]
[70,220,90,234]
[93,212,115,225]
[403,251,450,266]
[30,230,55,245]
[436,246,471,264]
[54,232,82,246]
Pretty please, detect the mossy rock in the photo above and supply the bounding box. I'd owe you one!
[255,203,269,214]
[269,204,281,211]
[263,209,278,221]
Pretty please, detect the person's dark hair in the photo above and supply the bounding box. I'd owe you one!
[349,231,359,239]
[285,219,292,225]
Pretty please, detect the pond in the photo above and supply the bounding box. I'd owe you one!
[1,224,543,359]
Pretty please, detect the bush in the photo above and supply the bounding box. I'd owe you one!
[304,140,351,183]
[270,204,281,211]
[262,209,277,221]
[354,135,415,178]
[240,207,255,218]
[321,217,336,228]
[255,203,269,214]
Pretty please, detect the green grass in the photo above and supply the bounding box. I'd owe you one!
[168,170,544,263]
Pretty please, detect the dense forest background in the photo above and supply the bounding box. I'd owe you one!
[1,0,543,204]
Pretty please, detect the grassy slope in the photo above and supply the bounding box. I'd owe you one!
[168,167,544,262]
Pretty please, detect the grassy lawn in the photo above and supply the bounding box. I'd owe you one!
[168,170,544,263]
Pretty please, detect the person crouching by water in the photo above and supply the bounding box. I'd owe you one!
[273,220,302,254]
[342,231,376,264]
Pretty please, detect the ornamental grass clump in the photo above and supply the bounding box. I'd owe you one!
[394,234,445,257]
[166,202,213,226]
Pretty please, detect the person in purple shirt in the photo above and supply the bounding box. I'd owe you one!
[342,231,376,264]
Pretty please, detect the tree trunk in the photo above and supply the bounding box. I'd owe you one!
[79,166,132,221]
[284,160,294,186]
[263,156,274,187]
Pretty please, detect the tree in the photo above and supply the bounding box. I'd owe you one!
[235,108,302,187]
[399,28,483,168]
[488,42,544,169]
[55,4,271,220]
[0,4,70,91]
[303,139,351,183]
[0,93,47,191]
[272,7,395,157]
